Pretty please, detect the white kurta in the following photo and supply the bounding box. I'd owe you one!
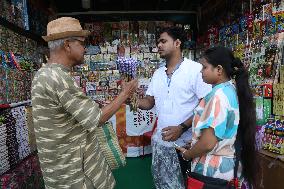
[147,58,211,189]
[146,58,212,147]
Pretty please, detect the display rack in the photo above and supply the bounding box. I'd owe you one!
[259,149,284,163]
[0,17,45,44]
[0,1,45,187]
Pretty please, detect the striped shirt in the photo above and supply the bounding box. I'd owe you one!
[31,63,115,189]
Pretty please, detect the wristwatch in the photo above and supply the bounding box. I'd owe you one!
[179,122,191,133]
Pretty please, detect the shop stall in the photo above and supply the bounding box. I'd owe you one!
[1,0,284,188]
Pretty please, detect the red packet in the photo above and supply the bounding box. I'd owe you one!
[187,177,204,189]
[263,84,273,97]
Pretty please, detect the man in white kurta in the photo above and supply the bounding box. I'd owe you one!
[138,27,211,189]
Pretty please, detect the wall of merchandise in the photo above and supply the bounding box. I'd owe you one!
[0,0,48,188]
[0,0,49,35]
[0,0,48,105]
[0,24,40,105]
[0,105,44,188]
[196,0,284,156]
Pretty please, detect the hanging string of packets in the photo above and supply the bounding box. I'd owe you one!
[116,57,139,112]
[1,51,20,69]
[116,57,139,81]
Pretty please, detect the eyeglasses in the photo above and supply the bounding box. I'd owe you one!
[67,38,86,47]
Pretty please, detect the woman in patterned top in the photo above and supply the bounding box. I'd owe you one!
[177,46,259,188]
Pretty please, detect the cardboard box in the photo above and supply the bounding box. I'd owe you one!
[280,65,284,83]
[273,84,284,116]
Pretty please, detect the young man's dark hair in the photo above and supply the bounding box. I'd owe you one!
[158,26,187,50]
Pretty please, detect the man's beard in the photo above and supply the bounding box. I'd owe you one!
[161,54,171,62]
[159,52,169,60]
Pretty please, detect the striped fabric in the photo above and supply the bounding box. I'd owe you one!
[31,63,115,189]
[95,122,126,170]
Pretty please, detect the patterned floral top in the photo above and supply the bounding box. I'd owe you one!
[31,63,115,189]
[191,81,241,181]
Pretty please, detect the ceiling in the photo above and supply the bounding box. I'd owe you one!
[49,0,208,30]
[52,0,205,13]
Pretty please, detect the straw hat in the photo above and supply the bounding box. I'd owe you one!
[42,17,90,42]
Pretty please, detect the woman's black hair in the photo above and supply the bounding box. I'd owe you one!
[202,46,259,188]
[158,26,187,50]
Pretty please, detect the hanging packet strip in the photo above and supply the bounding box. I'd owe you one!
[9,52,21,70]
[0,50,8,68]
[6,52,20,70]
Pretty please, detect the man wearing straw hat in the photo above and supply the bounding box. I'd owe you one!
[31,17,137,189]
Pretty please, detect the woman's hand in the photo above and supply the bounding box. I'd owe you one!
[176,146,191,161]
[184,140,192,150]
[176,128,218,160]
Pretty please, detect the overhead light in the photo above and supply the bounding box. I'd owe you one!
[82,0,91,9]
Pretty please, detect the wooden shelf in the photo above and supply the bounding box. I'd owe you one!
[259,149,284,162]
[0,17,46,45]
